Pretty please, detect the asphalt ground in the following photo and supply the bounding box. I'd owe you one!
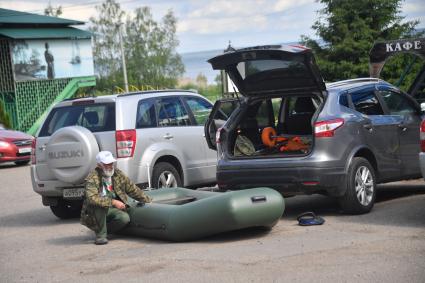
[1,163,424,282]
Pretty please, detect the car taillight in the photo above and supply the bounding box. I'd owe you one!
[116,130,136,158]
[420,120,425,152]
[31,138,36,164]
[314,118,344,138]
[216,127,223,144]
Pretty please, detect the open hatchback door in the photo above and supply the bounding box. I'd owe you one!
[208,45,326,96]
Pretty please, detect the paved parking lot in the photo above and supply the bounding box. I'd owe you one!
[1,163,425,282]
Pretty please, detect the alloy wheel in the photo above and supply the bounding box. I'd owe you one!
[157,170,178,188]
[354,166,374,206]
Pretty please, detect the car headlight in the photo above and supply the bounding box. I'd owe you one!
[0,141,10,148]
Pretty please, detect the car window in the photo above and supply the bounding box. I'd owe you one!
[184,97,212,125]
[157,97,191,127]
[287,96,317,115]
[39,103,115,137]
[255,100,271,127]
[236,58,310,83]
[339,93,349,107]
[379,90,416,116]
[350,90,384,115]
[136,99,157,128]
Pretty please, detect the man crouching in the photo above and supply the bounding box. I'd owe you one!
[81,151,152,245]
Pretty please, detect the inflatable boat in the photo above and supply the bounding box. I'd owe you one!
[123,187,284,241]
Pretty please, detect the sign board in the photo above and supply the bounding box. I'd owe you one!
[10,39,94,81]
[369,38,425,78]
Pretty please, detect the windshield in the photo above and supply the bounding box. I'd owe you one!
[38,103,115,137]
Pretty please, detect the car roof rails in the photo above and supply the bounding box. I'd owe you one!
[327,78,383,88]
[62,95,97,102]
[117,89,197,97]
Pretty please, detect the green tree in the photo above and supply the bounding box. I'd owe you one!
[302,0,420,82]
[44,3,62,17]
[196,73,208,88]
[90,0,184,91]
[89,0,124,85]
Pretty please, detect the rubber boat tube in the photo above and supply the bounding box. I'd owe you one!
[123,187,284,241]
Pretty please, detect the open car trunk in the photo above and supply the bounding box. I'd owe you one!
[205,45,326,155]
[224,94,322,158]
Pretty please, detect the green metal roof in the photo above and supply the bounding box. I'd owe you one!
[0,8,84,25]
[0,27,91,39]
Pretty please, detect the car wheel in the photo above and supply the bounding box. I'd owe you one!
[151,162,182,189]
[338,157,376,214]
[14,160,30,166]
[50,199,82,219]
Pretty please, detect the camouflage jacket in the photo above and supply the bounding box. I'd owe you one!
[80,167,152,231]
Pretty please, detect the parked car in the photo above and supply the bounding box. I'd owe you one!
[31,90,217,219]
[0,127,33,165]
[205,45,423,214]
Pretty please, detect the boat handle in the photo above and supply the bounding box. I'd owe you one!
[251,196,267,203]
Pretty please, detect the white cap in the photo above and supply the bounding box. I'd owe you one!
[96,151,116,164]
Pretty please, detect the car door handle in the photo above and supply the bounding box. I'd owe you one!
[363,124,373,131]
[163,133,173,140]
[398,123,407,132]
[38,144,46,151]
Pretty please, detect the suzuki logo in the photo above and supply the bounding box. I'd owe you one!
[48,150,84,159]
[386,41,422,52]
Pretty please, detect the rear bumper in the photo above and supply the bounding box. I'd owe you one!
[216,165,346,197]
[419,153,425,181]
[31,165,84,200]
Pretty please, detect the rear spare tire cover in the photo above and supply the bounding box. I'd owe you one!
[46,126,99,184]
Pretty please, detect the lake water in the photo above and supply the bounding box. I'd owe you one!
[180,49,223,84]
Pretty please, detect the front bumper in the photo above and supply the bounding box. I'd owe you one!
[0,150,30,163]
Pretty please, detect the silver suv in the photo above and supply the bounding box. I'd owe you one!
[31,90,217,218]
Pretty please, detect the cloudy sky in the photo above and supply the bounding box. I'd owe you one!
[1,0,424,53]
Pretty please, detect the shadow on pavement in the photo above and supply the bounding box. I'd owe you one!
[0,162,29,169]
[0,208,79,227]
[197,227,272,243]
[281,181,425,228]
[376,182,425,203]
[47,234,93,246]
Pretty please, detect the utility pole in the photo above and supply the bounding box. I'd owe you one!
[117,23,129,93]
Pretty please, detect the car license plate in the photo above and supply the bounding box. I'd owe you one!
[18,147,31,154]
[63,188,85,199]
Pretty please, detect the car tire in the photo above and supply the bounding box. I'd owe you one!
[151,162,182,189]
[14,160,30,166]
[50,199,82,219]
[338,157,376,214]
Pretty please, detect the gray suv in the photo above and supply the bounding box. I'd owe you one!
[205,45,423,214]
[31,90,216,218]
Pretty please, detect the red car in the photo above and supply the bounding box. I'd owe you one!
[0,126,34,165]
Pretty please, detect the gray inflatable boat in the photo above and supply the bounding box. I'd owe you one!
[123,187,284,241]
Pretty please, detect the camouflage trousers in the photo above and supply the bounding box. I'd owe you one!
[93,206,132,238]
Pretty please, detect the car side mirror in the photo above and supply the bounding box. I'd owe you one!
[421,102,425,113]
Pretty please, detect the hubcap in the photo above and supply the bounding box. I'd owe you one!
[354,166,374,206]
[157,170,178,188]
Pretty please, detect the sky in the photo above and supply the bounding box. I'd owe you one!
[1,0,424,54]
